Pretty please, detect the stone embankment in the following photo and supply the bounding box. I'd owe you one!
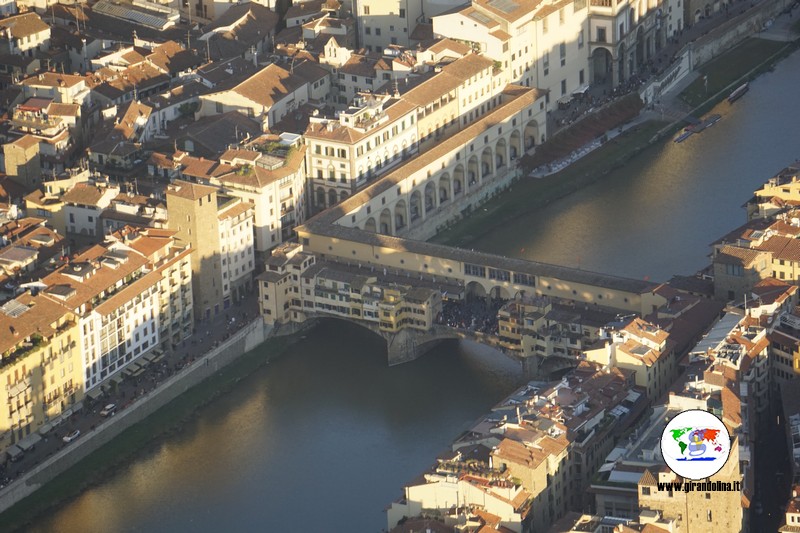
[0,318,272,515]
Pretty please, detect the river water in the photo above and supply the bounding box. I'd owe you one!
[25,51,800,533]
[470,50,800,281]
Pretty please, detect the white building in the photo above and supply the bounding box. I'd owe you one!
[355,0,466,52]
[41,228,193,391]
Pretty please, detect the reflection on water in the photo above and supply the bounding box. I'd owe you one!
[23,48,800,533]
[26,321,522,533]
[471,50,800,281]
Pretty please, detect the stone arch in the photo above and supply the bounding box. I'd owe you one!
[591,47,613,84]
[410,189,422,222]
[467,156,479,187]
[315,187,326,207]
[453,164,465,196]
[328,189,338,207]
[392,145,399,161]
[439,173,451,203]
[490,286,511,300]
[466,281,487,299]
[424,181,437,214]
[340,191,349,202]
[509,131,521,161]
[635,26,645,71]
[394,199,407,230]
[379,208,392,235]
[364,217,377,232]
[481,147,493,180]
[495,138,507,170]
[524,121,539,151]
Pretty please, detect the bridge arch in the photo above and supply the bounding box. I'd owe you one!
[466,281,487,299]
[364,217,377,232]
[490,286,511,300]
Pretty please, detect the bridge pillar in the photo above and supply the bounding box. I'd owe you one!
[386,328,444,366]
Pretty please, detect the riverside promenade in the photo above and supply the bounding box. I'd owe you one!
[533,2,799,178]
[0,295,269,517]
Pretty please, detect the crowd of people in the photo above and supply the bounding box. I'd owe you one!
[436,297,506,335]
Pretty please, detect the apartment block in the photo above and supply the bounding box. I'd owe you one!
[35,228,192,392]
[172,138,307,255]
[355,0,465,52]
[3,135,41,190]
[0,12,50,58]
[306,52,521,212]
[166,180,254,320]
[304,92,417,210]
[584,318,676,401]
[0,295,82,456]
[385,360,647,531]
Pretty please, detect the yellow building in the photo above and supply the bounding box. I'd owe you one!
[748,163,800,219]
[584,318,675,401]
[258,243,443,334]
[638,443,743,533]
[3,135,41,190]
[492,429,571,532]
[0,293,82,455]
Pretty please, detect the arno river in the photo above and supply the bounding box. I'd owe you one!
[27,51,800,532]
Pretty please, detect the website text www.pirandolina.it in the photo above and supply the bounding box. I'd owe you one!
[656,480,742,493]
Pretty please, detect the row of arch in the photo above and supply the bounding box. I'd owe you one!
[362,123,538,236]
[591,28,664,84]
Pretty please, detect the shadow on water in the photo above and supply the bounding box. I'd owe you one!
[469,49,800,281]
[25,320,523,533]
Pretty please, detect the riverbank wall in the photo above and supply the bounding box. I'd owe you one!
[0,318,272,515]
[691,0,790,67]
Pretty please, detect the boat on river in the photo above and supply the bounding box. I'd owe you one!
[728,82,749,103]
[675,113,721,142]
[694,113,722,131]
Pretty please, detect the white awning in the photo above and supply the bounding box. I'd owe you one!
[17,432,42,451]
[572,84,590,95]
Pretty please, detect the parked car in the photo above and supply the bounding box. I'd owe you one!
[62,430,80,443]
[100,404,117,417]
